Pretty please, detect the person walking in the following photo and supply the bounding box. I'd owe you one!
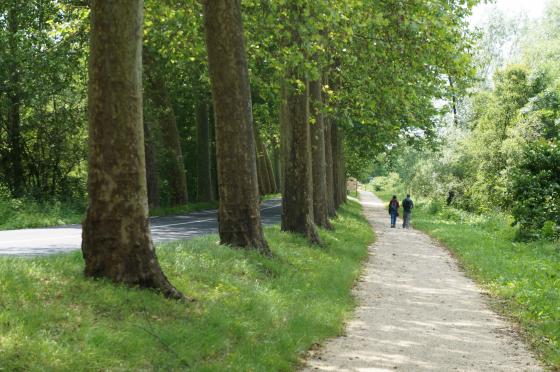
[388,195,399,228]
[402,193,414,229]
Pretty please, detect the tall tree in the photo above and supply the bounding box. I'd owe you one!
[281,79,321,244]
[309,78,331,228]
[82,0,183,299]
[203,0,270,253]
[278,1,321,244]
[196,99,214,202]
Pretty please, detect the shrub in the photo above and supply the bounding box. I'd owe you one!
[509,140,560,239]
[541,220,559,241]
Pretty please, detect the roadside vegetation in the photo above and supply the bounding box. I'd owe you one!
[0,196,221,230]
[0,200,372,371]
[369,177,560,368]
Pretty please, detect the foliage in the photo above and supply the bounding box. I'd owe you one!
[509,140,560,240]
[0,201,373,371]
[372,2,560,239]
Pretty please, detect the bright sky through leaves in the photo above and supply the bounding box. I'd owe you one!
[470,0,547,26]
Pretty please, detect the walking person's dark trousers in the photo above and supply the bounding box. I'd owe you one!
[390,211,397,227]
[403,211,411,228]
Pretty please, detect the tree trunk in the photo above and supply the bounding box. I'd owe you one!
[309,79,331,229]
[337,127,347,205]
[339,128,347,204]
[271,136,281,193]
[332,122,344,209]
[6,4,24,197]
[255,129,275,195]
[323,71,337,217]
[144,120,160,209]
[264,141,277,193]
[83,0,183,300]
[196,100,214,202]
[203,0,270,253]
[280,78,321,244]
[144,52,188,206]
[255,128,267,196]
[324,116,336,217]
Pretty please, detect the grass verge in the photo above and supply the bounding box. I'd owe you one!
[0,200,372,371]
[0,199,84,230]
[0,199,219,230]
[368,183,560,369]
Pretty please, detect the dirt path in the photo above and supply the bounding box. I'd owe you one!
[304,191,542,371]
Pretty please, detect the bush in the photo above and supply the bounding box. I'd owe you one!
[509,140,560,239]
[541,220,559,241]
[428,200,443,215]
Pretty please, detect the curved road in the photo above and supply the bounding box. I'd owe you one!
[0,199,282,257]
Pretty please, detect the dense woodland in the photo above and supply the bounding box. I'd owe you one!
[0,0,478,295]
[380,0,560,241]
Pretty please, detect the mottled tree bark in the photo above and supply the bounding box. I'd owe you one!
[196,100,214,202]
[144,120,160,209]
[144,52,188,206]
[309,79,331,229]
[281,78,321,244]
[82,0,183,299]
[203,0,270,253]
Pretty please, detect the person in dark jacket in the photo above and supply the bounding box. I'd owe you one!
[402,194,414,229]
[388,195,399,228]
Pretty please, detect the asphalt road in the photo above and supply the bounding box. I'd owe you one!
[0,199,282,257]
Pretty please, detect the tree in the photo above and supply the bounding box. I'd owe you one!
[82,0,183,299]
[196,99,214,202]
[203,0,270,253]
[309,78,331,228]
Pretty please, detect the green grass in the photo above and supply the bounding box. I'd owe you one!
[260,193,282,202]
[0,199,218,230]
[369,182,560,369]
[149,201,219,217]
[0,198,84,230]
[0,200,373,371]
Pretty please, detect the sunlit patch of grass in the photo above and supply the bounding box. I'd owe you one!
[0,200,373,371]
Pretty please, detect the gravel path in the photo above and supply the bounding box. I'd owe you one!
[304,191,542,371]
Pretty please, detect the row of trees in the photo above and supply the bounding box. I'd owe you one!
[1,0,478,297]
[381,1,560,240]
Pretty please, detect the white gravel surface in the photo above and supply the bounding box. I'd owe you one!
[303,191,543,372]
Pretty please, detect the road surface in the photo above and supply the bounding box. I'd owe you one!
[0,199,282,257]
